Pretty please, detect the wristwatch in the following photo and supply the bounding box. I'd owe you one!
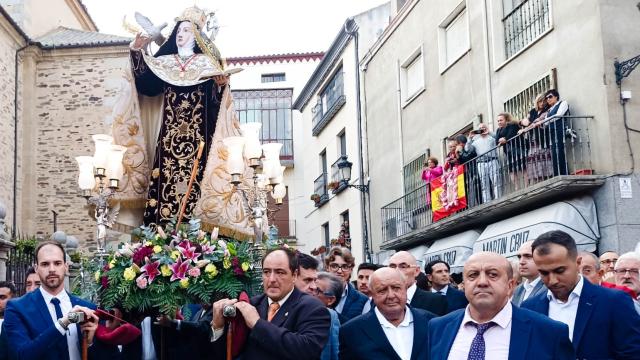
[58,318,70,330]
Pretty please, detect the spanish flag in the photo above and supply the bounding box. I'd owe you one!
[430,165,467,221]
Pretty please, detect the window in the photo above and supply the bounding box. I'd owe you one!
[312,67,345,135]
[338,130,347,156]
[261,73,286,83]
[232,89,293,159]
[322,222,330,248]
[314,150,329,200]
[400,47,425,105]
[503,70,555,121]
[403,154,426,196]
[503,0,550,59]
[438,2,469,72]
[341,210,349,226]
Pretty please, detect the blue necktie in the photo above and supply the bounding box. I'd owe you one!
[467,322,496,360]
[50,298,70,360]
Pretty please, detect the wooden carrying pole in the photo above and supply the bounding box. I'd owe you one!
[226,321,233,360]
[176,141,205,230]
[82,331,88,360]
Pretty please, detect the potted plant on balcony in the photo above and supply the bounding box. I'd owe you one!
[310,194,321,204]
[327,180,341,192]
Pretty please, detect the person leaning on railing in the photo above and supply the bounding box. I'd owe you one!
[496,112,527,191]
[421,156,443,206]
[519,93,552,183]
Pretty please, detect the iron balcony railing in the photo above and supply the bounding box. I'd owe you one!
[329,156,349,194]
[271,219,296,239]
[262,138,293,161]
[313,172,330,207]
[381,115,594,244]
[503,0,550,59]
[312,72,346,136]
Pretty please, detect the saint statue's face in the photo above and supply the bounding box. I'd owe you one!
[176,21,195,49]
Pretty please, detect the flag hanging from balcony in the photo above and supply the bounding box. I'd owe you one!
[431,165,466,221]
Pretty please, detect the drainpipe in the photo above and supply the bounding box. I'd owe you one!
[345,19,372,262]
[13,43,29,236]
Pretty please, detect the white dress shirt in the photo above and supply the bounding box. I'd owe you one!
[362,297,373,314]
[141,317,157,360]
[39,287,81,360]
[335,284,349,313]
[431,284,449,296]
[0,318,3,334]
[374,306,414,360]
[406,283,417,304]
[547,275,584,341]
[522,277,541,302]
[448,302,512,360]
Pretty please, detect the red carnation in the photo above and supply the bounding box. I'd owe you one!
[101,276,109,289]
[132,246,154,266]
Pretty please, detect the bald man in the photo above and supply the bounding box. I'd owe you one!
[388,251,447,316]
[339,268,434,360]
[512,241,547,306]
[428,252,574,360]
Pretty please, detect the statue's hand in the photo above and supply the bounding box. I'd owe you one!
[131,33,152,51]
[213,75,229,87]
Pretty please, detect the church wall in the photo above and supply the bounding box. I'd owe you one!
[29,47,129,246]
[0,14,25,232]
[1,0,95,38]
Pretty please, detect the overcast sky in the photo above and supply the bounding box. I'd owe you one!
[83,0,388,57]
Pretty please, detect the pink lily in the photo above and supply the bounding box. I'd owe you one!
[178,241,201,262]
[141,258,161,284]
[170,258,190,281]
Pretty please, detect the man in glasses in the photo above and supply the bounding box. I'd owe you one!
[614,252,640,314]
[599,251,619,281]
[325,247,367,321]
[388,251,447,316]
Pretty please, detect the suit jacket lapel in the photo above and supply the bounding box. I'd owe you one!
[436,311,464,360]
[33,290,55,329]
[531,280,546,298]
[270,289,300,326]
[256,295,269,320]
[410,309,427,360]
[508,307,531,360]
[512,286,524,305]
[361,311,401,360]
[572,280,596,350]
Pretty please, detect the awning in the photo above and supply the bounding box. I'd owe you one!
[408,245,428,268]
[423,230,481,273]
[474,195,600,259]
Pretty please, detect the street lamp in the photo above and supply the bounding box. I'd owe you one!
[223,123,287,242]
[75,134,125,258]
[337,155,369,193]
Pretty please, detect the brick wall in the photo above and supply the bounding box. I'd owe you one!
[30,48,129,247]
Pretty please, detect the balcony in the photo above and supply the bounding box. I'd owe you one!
[328,156,349,194]
[381,115,605,249]
[313,173,330,207]
[312,72,346,136]
[271,219,296,239]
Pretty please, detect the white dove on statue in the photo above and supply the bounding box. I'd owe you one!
[134,11,167,46]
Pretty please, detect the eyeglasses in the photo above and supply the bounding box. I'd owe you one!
[545,95,554,99]
[388,263,416,270]
[329,263,353,271]
[614,268,640,276]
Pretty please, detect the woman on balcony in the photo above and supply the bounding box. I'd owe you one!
[421,156,443,206]
[520,93,552,183]
[496,113,527,190]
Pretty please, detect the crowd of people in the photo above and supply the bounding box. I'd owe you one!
[1,230,639,359]
[423,89,572,209]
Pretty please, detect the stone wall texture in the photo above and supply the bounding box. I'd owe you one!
[30,48,129,247]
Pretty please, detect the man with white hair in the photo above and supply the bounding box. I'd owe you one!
[615,252,640,314]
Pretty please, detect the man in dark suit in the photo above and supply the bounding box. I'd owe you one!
[325,247,368,320]
[511,241,546,306]
[522,230,640,359]
[428,251,575,360]
[425,260,467,313]
[340,267,434,360]
[388,251,447,316]
[3,241,115,360]
[211,248,330,360]
[154,303,213,359]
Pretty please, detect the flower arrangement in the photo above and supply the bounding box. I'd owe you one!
[95,219,259,317]
[310,194,321,202]
[327,181,341,191]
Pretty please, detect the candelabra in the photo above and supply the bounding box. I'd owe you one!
[76,134,126,260]
[223,123,287,244]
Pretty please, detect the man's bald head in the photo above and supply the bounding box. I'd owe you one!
[388,251,420,287]
[464,252,513,278]
[369,267,408,325]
